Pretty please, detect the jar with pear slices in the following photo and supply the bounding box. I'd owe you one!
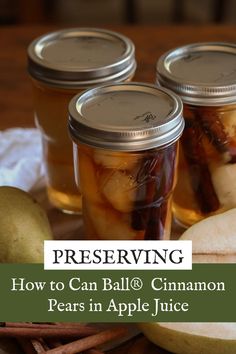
[157,42,236,227]
[69,83,184,240]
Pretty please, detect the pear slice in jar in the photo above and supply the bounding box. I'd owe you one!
[219,109,236,162]
[210,162,236,210]
[85,203,137,240]
[99,170,137,213]
[94,150,138,170]
[221,109,236,139]
[79,150,104,205]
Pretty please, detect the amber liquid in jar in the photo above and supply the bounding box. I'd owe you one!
[173,104,236,227]
[33,80,83,213]
[33,77,134,214]
[75,142,179,240]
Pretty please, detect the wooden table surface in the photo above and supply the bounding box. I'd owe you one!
[1,24,236,354]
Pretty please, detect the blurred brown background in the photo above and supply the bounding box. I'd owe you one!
[0,0,236,26]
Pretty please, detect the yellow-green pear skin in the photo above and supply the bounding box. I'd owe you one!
[180,208,236,254]
[140,210,236,354]
[0,186,53,263]
[180,208,236,263]
[139,322,236,354]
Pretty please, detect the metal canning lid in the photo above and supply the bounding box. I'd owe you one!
[28,28,136,88]
[69,82,184,151]
[156,42,236,105]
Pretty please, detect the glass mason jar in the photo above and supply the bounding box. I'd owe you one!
[27,28,136,214]
[157,42,236,227]
[69,83,184,240]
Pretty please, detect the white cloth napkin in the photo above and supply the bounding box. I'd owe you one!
[0,128,45,192]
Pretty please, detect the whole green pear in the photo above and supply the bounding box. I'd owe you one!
[0,186,53,263]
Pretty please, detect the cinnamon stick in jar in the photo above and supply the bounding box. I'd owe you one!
[144,143,178,240]
[131,143,177,240]
[196,108,236,163]
[131,142,178,240]
[131,150,165,233]
[181,118,220,214]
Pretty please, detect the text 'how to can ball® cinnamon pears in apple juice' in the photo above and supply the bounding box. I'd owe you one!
[27,28,136,214]
[69,83,184,240]
[157,42,236,227]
